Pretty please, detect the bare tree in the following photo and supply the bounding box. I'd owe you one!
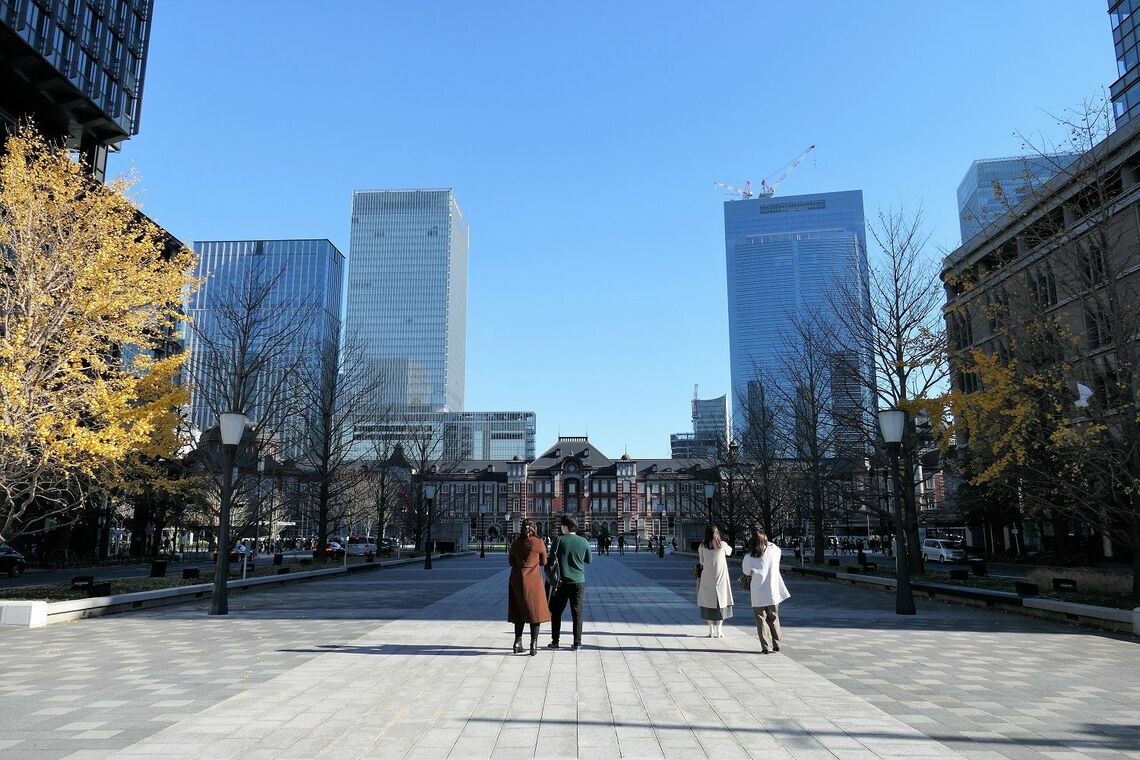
[829,207,948,576]
[292,332,386,559]
[735,368,795,538]
[778,314,849,564]
[182,263,312,610]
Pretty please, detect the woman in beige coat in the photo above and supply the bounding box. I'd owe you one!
[696,525,734,637]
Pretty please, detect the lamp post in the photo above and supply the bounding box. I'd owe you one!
[480,502,486,559]
[657,501,666,558]
[704,482,716,526]
[209,411,247,616]
[878,408,916,616]
[423,483,437,570]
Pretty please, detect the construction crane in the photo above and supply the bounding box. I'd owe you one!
[713,144,816,200]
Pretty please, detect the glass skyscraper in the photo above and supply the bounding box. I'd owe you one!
[185,239,344,437]
[724,190,871,453]
[347,189,468,412]
[957,155,1077,243]
[1111,0,1140,127]
[0,0,155,180]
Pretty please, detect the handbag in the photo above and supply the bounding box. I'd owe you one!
[738,573,751,590]
[693,562,703,579]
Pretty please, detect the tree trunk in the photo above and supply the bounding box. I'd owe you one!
[812,475,825,564]
[316,475,330,562]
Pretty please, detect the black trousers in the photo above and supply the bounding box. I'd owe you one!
[513,621,539,639]
[549,582,585,644]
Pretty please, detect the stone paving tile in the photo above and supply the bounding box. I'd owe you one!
[5,551,1139,758]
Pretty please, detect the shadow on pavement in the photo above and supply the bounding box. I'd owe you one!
[470,717,1140,750]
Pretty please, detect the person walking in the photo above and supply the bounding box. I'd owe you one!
[546,514,591,651]
[696,524,734,638]
[741,528,790,654]
[617,534,625,555]
[507,520,550,656]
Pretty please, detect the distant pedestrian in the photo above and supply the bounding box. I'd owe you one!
[507,520,550,656]
[696,524,734,638]
[617,534,625,555]
[742,528,790,654]
[546,514,592,651]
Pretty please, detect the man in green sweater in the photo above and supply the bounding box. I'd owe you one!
[546,514,592,650]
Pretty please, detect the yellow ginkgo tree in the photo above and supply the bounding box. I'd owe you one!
[0,126,196,545]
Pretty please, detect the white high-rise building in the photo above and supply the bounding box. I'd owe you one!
[347,189,468,412]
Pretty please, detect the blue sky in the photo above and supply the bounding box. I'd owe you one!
[110,1,1116,458]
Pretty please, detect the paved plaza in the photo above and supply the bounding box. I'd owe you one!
[0,552,1137,759]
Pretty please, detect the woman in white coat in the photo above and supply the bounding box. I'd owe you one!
[696,525,733,637]
[741,528,790,654]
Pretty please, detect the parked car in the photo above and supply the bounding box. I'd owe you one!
[345,536,377,556]
[922,538,966,563]
[0,543,26,577]
[314,542,345,559]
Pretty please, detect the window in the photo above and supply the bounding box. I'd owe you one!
[1079,241,1107,286]
[1085,305,1111,348]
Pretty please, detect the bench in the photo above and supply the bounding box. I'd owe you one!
[827,558,841,567]
[1015,581,1040,597]
[182,568,200,580]
[845,565,862,574]
[949,569,969,581]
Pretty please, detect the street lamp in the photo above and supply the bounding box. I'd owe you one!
[657,500,666,558]
[704,482,716,525]
[423,483,437,570]
[479,502,486,559]
[209,411,247,616]
[878,408,916,616]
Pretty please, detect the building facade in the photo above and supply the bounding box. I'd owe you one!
[416,437,714,551]
[943,114,1140,559]
[669,393,730,459]
[0,0,155,181]
[724,190,873,454]
[957,155,1078,243]
[347,189,468,412]
[185,239,345,441]
[353,410,536,462]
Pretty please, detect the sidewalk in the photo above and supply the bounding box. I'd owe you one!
[1,553,1137,759]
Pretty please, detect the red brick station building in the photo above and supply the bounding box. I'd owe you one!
[427,437,715,551]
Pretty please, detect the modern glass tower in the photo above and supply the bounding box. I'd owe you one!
[1111,0,1140,127]
[957,155,1077,243]
[347,189,468,412]
[185,239,344,436]
[0,0,155,181]
[724,190,871,452]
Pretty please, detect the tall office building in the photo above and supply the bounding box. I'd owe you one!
[957,155,1078,242]
[347,189,468,412]
[670,393,730,459]
[724,190,872,454]
[1112,0,1140,127]
[185,239,345,439]
[1,0,155,182]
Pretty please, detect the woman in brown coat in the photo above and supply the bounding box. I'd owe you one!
[508,520,550,655]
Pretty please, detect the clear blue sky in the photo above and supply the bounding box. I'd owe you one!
[110,1,1116,458]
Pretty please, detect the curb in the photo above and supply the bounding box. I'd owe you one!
[0,551,475,628]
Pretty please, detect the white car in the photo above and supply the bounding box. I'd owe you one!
[345,537,377,556]
[922,538,966,563]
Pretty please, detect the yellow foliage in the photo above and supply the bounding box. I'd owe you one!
[0,127,197,532]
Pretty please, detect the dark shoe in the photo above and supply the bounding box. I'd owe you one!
[760,649,770,654]
[545,642,560,650]
[773,643,781,652]
[513,638,523,654]
[571,642,581,651]
[529,639,538,656]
